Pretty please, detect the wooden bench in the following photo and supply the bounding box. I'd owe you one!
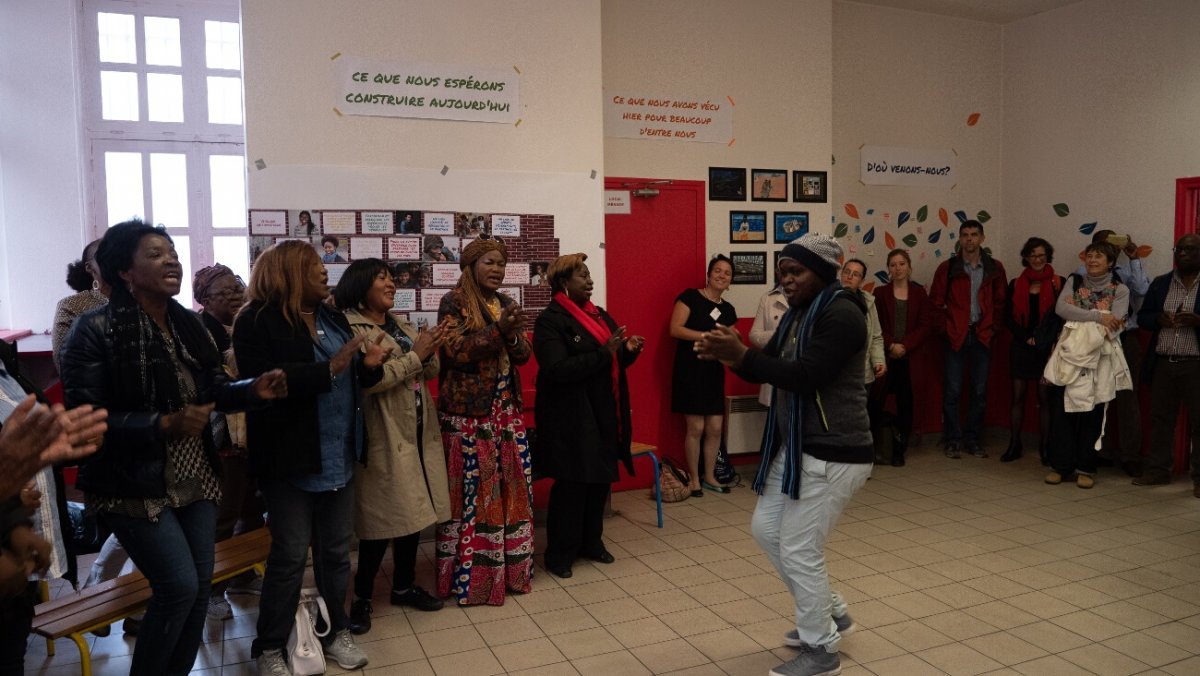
[32,527,271,676]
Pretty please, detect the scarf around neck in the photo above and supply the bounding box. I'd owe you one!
[1012,265,1059,326]
[552,290,619,392]
[751,282,845,499]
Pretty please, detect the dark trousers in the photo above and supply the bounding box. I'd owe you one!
[1101,332,1143,462]
[870,358,914,453]
[105,500,218,676]
[544,479,610,569]
[354,531,421,600]
[943,330,991,445]
[1145,359,1200,481]
[1048,386,1103,476]
[213,454,264,593]
[0,582,36,674]
[252,479,355,656]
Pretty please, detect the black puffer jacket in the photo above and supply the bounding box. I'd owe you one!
[60,305,258,499]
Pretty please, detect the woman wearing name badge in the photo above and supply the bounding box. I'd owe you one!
[670,254,737,496]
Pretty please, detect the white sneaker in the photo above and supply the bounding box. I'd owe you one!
[255,648,291,675]
[323,629,368,670]
[207,595,233,621]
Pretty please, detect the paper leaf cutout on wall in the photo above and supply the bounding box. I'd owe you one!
[967,112,981,126]
[928,230,941,244]
[834,222,849,238]
[1053,203,1070,217]
[1136,245,1153,258]
[855,224,862,233]
[867,208,876,215]
[885,232,896,249]
[862,281,876,293]
[1078,249,1087,261]
[1078,222,1097,235]
[954,210,968,224]
[844,203,860,219]
[949,231,957,240]
[863,227,875,244]
[976,210,991,224]
[935,249,943,258]
[917,205,928,222]
[898,211,911,228]
[938,208,949,227]
[874,271,889,285]
[902,233,918,248]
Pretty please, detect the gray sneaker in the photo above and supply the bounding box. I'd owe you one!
[323,629,368,670]
[784,613,857,647]
[255,649,291,676]
[770,644,841,676]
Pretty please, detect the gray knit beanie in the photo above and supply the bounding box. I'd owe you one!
[779,233,843,283]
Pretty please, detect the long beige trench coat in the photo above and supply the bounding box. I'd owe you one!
[345,309,451,540]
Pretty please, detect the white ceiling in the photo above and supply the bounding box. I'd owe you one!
[845,0,1083,24]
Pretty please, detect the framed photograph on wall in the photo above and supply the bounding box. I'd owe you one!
[708,167,746,201]
[729,211,767,243]
[751,169,788,202]
[773,211,809,243]
[730,251,767,285]
[793,170,828,203]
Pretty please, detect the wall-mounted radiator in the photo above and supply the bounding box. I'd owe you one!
[724,395,769,455]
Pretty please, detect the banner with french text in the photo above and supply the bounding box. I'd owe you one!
[860,145,956,187]
[603,91,733,143]
[336,56,519,124]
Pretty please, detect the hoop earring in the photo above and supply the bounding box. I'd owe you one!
[92,279,100,292]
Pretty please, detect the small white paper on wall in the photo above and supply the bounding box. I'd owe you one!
[361,211,394,233]
[323,211,357,234]
[492,214,521,237]
[351,237,384,260]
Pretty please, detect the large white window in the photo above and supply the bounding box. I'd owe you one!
[82,0,247,307]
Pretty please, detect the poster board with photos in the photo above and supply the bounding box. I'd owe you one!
[247,208,558,320]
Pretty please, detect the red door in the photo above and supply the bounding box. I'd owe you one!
[604,178,706,486]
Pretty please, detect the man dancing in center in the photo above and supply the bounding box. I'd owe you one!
[695,233,872,676]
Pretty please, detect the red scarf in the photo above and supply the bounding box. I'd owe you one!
[553,291,622,421]
[1012,265,1059,326]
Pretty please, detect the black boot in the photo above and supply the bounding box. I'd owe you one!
[890,431,907,466]
[1001,439,1022,463]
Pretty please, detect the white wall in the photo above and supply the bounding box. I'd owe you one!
[832,1,1003,287]
[602,0,834,313]
[1002,0,1200,273]
[241,0,608,299]
[0,0,89,332]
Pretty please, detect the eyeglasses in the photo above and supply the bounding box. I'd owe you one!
[841,269,864,279]
[477,233,506,245]
[1174,245,1198,254]
[1026,254,1047,260]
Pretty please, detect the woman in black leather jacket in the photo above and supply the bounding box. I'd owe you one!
[60,220,286,676]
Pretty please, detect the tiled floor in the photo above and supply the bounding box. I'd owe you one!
[24,434,1200,675]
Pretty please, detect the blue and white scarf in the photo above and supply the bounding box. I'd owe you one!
[751,283,845,499]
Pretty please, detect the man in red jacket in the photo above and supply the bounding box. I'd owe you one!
[930,220,1008,459]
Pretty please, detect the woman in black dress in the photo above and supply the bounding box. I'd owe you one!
[1004,237,1063,463]
[670,255,736,496]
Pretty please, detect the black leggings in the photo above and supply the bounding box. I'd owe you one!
[354,532,421,600]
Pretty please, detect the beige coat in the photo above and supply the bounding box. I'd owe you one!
[345,309,451,540]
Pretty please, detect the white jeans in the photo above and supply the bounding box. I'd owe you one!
[751,451,871,652]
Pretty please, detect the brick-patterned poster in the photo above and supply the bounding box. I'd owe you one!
[248,208,559,321]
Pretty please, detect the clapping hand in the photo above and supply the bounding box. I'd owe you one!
[498,304,525,336]
[604,326,628,353]
[0,397,108,500]
[625,335,646,353]
[251,369,288,400]
[413,320,449,361]
[694,324,748,367]
[162,403,216,438]
[362,332,395,369]
[330,334,368,375]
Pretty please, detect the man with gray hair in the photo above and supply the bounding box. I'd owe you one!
[696,233,873,676]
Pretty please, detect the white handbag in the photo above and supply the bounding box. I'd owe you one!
[286,587,331,676]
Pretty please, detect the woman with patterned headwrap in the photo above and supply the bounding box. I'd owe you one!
[435,238,534,605]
